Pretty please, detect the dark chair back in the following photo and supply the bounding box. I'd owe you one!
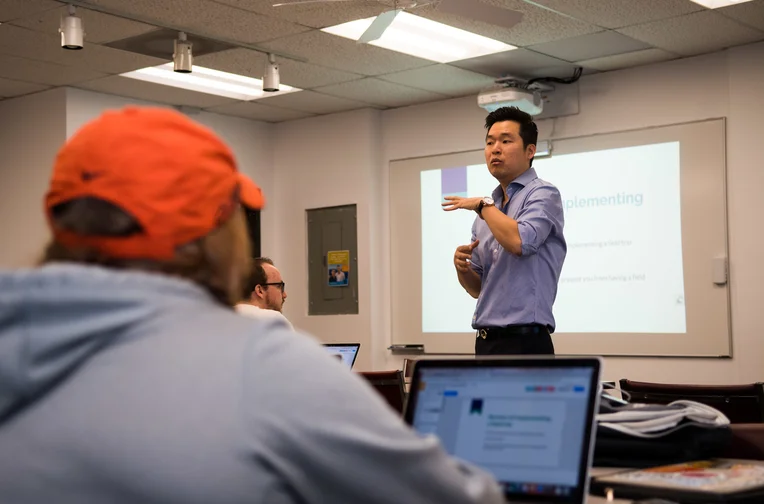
[724,424,764,460]
[619,379,764,424]
[359,370,406,415]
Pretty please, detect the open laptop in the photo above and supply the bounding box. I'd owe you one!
[322,343,360,369]
[404,357,602,503]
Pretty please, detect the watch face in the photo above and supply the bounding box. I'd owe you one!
[484,197,494,205]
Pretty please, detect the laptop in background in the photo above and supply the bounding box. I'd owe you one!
[323,343,360,369]
[405,357,602,504]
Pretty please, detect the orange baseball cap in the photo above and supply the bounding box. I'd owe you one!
[45,106,265,260]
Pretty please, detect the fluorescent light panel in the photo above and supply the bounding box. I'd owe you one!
[688,0,753,7]
[120,63,301,100]
[322,12,515,63]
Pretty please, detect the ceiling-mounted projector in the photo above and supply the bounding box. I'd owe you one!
[478,87,543,116]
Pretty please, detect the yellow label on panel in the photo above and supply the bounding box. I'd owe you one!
[327,250,350,287]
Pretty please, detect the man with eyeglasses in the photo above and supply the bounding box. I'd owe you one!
[237,257,293,330]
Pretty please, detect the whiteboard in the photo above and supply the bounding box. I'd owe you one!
[389,119,730,357]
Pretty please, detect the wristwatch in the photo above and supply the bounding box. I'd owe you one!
[476,196,494,219]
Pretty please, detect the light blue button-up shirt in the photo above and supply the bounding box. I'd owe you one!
[470,167,567,331]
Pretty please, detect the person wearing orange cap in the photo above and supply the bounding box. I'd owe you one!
[0,107,503,504]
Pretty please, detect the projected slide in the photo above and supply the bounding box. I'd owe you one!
[421,142,686,334]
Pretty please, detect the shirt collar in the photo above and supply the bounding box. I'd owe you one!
[492,167,538,201]
[512,167,538,188]
[235,303,263,315]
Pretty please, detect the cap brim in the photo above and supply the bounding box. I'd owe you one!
[238,173,265,210]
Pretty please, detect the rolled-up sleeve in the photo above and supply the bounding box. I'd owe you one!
[516,186,564,256]
[469,219,483,276]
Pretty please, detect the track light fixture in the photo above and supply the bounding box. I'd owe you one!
[173,32,193,73]
[60,4,84,50]
[263,53,279,92]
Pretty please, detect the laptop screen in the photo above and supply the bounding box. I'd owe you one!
[323,344,360,369]
[407,362,598,501]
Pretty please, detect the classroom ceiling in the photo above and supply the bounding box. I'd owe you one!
[1,0,763,122]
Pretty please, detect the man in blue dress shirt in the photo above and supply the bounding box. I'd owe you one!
[442,107,567,355]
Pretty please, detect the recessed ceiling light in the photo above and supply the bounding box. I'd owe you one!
[322,12,516,63]
[688,0,753,8]
[120,63,301,101]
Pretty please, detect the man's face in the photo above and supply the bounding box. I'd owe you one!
[261,263,287,312]
[484,120,535,184]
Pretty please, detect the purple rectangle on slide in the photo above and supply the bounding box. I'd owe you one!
[441,166,467,197]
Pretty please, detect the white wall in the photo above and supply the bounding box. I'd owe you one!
[272,108,382,370]
[0,87,275,270]
[65,88,277,252]
[274,43,764,383]
[724,42,764,383]
[0,88,67,267]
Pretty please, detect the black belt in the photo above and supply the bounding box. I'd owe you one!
[476,324,548,340]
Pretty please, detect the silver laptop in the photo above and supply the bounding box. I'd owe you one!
[404,357,602,503]
[322,343,360,369]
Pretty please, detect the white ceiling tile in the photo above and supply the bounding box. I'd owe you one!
[75,75,237,108]
[0,54,108,85]
[451,49,579,80]
[209,0,390,29]
[0,76,49,97]
[84,0,310,44]
[577,48,679,72]
[313,78,447,108]
[260,30,433,76]
[618,10,764,56]
[717,0,764,32]
[195,48,363,89]
[257,90,375,114]
[0,24,167,74]
[529,31,651,62]
[530,0,705,29]
[378,65,496,97]
[206,101,316,122]
[11,5,159,45]
[412,0,600,47]
[0,0,59,22]
[0,0,761,114]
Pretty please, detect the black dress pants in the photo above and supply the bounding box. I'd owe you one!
[474,324,555,355]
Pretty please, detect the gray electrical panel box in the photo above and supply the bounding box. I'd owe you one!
[307,205,359,315]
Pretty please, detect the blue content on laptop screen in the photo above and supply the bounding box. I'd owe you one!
[409,366,594,498]
[323,344,359,369]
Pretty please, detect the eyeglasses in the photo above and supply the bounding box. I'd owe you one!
[262,281,286,292]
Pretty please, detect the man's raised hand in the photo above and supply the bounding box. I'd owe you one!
[442,196,482,212]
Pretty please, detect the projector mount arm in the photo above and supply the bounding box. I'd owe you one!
[494,76,555,92]
[495,66,583,92]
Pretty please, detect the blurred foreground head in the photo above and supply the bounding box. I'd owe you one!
[42,106,265,306]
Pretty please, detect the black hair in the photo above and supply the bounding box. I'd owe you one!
[241,257,274,300]
[484,106,539,166]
